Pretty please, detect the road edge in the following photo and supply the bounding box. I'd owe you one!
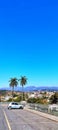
[24,108,58,122]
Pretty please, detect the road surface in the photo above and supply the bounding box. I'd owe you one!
[0,103,58,130]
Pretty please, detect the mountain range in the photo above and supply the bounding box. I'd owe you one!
[0,86,58,92]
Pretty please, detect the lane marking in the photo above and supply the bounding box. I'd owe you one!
[3,110,12,130]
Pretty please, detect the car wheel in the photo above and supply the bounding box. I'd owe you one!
[8,106,12,110]
[19,106,23,109]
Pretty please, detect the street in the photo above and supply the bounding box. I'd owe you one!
[0,104,58,130]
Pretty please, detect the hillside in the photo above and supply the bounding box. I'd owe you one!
[0,86,58,92]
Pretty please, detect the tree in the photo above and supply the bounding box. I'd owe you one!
[19,76,27,100]
[9,78,18,100]
[50,92,58,104]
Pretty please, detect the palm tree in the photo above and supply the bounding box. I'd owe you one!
[9,78,18,100]
[19,76,27,101]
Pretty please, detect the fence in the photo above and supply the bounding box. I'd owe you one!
[27,103,58,116]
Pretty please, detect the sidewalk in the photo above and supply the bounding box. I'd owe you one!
[24,107,58,122]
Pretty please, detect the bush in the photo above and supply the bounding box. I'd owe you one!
[7,98,12,102]
[13,93,18,97]
[27,97,48,104]
[7,96,22,102]
[13,96,21,102]
[50,92,58,104]
[27,98,37,103]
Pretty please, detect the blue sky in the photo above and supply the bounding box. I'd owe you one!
[0,0,58,88]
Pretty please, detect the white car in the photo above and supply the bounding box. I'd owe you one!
[8,102,23,109]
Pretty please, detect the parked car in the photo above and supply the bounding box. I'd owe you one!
[8,102,23,109]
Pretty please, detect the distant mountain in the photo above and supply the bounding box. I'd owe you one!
[0,86,58,92]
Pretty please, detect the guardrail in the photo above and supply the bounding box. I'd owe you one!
[26,103,58,116]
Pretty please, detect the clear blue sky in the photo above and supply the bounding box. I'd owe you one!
[0,0,58,88]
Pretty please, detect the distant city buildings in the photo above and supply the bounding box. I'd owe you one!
[0,90,57,103]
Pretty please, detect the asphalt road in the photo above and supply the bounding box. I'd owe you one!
[0,104,58,130]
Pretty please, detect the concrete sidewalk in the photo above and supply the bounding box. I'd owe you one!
[24,107,58,122]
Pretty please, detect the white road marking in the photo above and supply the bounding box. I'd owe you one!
[3,110,12,130]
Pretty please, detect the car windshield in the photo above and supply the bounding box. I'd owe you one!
[12,103,15,105]
[14,103,18,105]
[11,102,18,105]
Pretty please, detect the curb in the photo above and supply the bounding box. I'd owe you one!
[24,108,58,122]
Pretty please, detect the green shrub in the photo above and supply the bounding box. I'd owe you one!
[7,98,12,102]
[27,97,48,104]
[13,93,18,97]
[27,98,37,103]
[49,92,58,104]
[13,96,21,102]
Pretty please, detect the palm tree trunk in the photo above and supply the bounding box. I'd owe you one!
[22,85,23,101]
[22,85,25,101]
[12,87,14,101]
